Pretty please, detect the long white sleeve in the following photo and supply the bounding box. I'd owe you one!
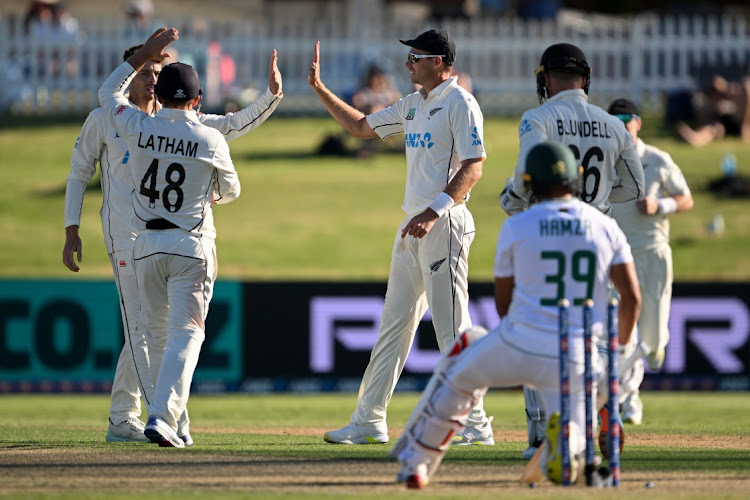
[199,88,282,142]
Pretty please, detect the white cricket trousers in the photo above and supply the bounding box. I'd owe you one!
[619,243,672,400]
[133,230,216,431]
[108,250,153,424]
[446,324,600,469]
[633,243,672,357]
[350,204,489,428]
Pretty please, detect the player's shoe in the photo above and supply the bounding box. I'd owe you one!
[323,422,389,444]
[452,418,494,445]
[621,393,643,425]
[144,415,185,448]
[105,417,150,443]
[180,433,194,446]
[397,463,428,489]
[545,412,579,485]
[646,347,666,371]
[522,445,539,459]
[598,405,624,459]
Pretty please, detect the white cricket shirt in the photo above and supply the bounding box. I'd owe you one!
[612,138,691,251]
[99,62,240,241]
[366,76,486,216]
[513,89,644,216]
[66,82,280,252]
[494,197,633,336]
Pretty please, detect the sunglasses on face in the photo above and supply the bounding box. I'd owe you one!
[407,53,445,64]
[614,113,639,124]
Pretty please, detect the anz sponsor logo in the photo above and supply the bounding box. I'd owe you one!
[519,119,532,137]
[471,126,482,146]
[405,132,435,149]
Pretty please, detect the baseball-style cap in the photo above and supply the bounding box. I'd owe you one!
[607,98,640,116]
[400,29,456,66]
[154,62,201,101]
[523,141,581,187]
[539,43,590,75]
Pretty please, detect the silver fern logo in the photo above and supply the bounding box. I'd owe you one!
[430,258,446,272]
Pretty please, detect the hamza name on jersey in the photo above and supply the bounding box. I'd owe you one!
[137,133,198,158]
[539,217,591,237]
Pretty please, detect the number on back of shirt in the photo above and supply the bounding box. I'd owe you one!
[568,145,603,203]
[139,159,185,212]
[540,249,596,306]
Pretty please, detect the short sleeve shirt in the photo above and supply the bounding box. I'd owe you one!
[366,77,486,215]
[494,198,633,336]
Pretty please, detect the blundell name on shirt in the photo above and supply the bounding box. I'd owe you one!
[539,218,591,237]
[137,132,198,158]
[556,119,611,138]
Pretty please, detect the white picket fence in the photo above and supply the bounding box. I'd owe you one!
[1,11,749,116]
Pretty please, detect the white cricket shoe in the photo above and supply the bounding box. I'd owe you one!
[106,417,149,443]
[522,445,539,459]
[323,422,389,444]
[144,415,185,448]
[180,433,194,446]
[621,393,643,425]
[452,418,495,446]
[398,463,428,489]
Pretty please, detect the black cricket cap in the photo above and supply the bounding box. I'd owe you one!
[539,43,590,75]
[400,29,456,66]
[608,98,640,116]
[155,62,201,101]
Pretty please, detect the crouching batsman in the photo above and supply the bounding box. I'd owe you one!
[391,141,641,488]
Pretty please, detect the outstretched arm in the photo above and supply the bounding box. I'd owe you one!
[308,41,377,139]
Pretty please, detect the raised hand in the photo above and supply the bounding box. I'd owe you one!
[269,49,282,96]
[141,27,179,63]
[308,41,321,88]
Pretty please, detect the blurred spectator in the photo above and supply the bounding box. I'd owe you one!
[673,74,750,146]
[349,64,401,158]
[23,1,79,79]
[451,68,474,95]
[124,0,157,39]
[352,64,401,114]
[24,1,78,42]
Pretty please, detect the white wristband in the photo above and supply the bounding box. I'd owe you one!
[657,197,678,214]
[428,192,455,217]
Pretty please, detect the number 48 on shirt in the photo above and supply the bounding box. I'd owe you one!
[139,159,186,212]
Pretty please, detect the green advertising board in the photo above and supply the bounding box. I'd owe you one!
[0,280,242,384]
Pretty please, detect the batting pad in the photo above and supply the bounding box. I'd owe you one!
[390,326,489,459]
[411,411,464,451]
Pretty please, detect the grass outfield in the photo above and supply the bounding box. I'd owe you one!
[0,392,748,498]
[1,116,750,280]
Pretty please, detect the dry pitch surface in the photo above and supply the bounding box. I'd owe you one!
[2,428,749,499]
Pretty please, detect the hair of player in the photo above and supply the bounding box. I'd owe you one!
[548,70,586,87]
[123,44,143,62]
[158,95,201,110]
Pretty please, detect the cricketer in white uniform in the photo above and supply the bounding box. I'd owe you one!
[97,28,239,447]
[308,29,493,445]
[608,98,694,425]
[500,43,645,458]
[393,141,640,489]
[64,44,282,443]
